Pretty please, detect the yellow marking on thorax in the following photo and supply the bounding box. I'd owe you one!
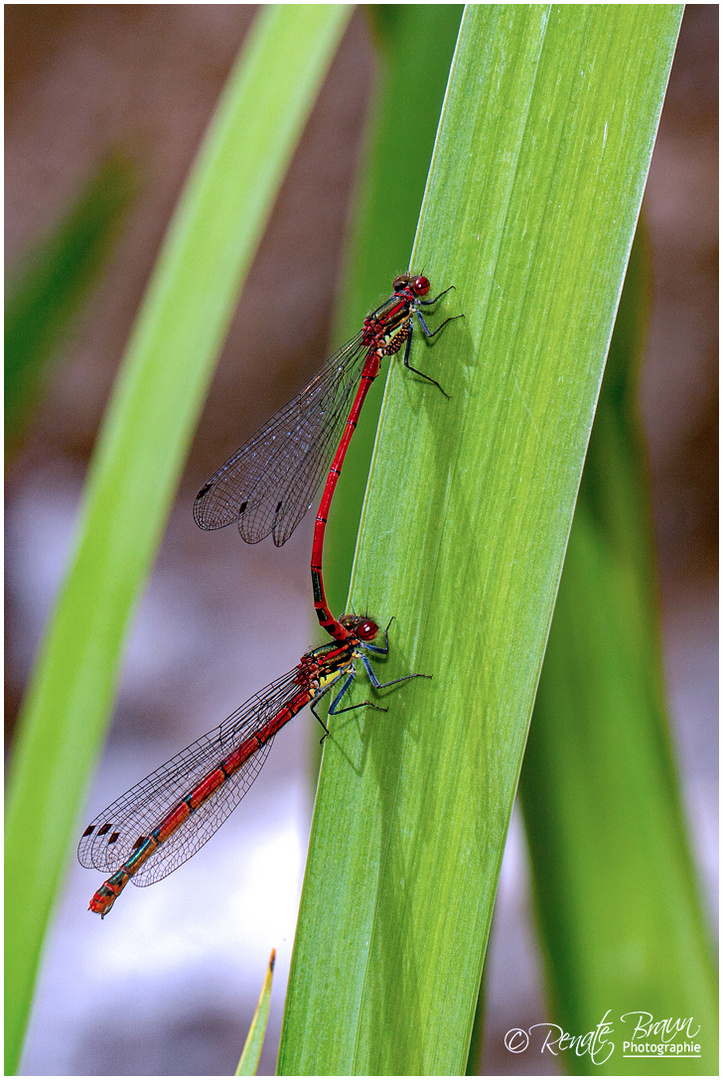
[318,660,353,692]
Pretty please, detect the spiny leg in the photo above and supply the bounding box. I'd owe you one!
[310,699,330,739]
[317,667,387,727]
[364,616,395,656]
[330,698,387,716]
[401,319,449,397]
[328,669,387,713]
[365,618,430,680]
[418,285,456,306]
[362,655,431,690]
[416,311,464,341]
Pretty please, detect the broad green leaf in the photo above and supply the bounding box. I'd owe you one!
[280,6,683,1074]
[519,228,717,1075]
[5,156,135,457]
[4,7,350,1074]
[235,950,276,1076]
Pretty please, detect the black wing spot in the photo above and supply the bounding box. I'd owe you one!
[196,482,212,500]
[108,832,120,845]
[132,836,147,850]
[98,823,112,836]
[82,824,95,837]
[239,500,248,514]
[276,501,283,513]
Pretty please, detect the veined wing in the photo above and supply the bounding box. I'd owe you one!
[78,667,310,885]
[193,331,369,546]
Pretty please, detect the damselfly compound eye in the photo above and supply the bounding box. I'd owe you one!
[356,619,379,642]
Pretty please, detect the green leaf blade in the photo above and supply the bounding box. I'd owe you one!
[280,6,683,1074]
[236,950,276,1076]
[521,231,717,1075]
[5,156,136,455]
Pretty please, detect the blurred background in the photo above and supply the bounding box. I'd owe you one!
[5,6,717,1075]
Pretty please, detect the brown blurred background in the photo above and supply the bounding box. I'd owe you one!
[5,6,717,1076]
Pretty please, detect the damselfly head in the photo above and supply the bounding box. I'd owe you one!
[339,613,379,641]
[392,273,430,297]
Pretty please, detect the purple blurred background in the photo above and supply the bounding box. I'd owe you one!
[6,7,717,1075]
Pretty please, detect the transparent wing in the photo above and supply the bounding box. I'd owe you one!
[78,668,308,885]
[193,332,370,546]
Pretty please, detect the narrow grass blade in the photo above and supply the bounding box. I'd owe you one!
[235,950,276,1076]
[519,229,717,1074]
[4,7,350,1074]
[5,156,136,456]
[279,7,683,1074]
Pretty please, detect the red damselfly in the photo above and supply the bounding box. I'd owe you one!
[79,615,426,916]
[194,273,459,640]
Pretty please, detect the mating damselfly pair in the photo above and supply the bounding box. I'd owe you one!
[80,274,459,915]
